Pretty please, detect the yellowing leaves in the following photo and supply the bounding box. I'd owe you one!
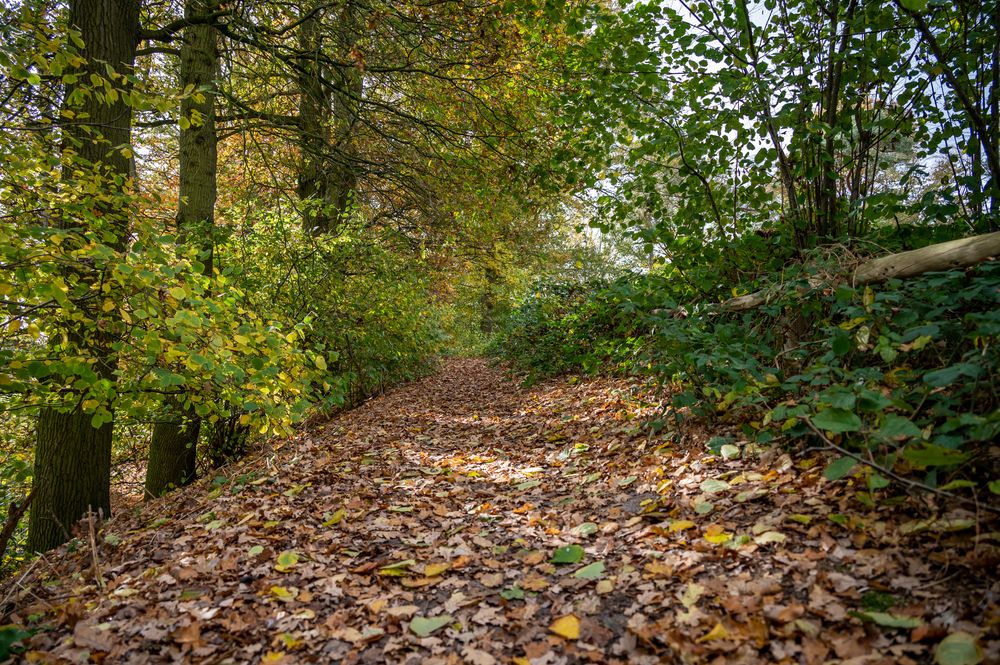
[322,508,346,527]
[268,586,298,602]
[274,551,300,572]
[703,524,732,544]
[681,582,705,608]
[668,520,696,532]
[696,622,729,643]
[549,614,580,640]
[423,562,450,577]
[643,561,673,578]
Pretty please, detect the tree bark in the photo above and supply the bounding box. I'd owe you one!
[297,1,361,235]
[297,9,334,235]
[851,231,1000,284]
[145,0,220,499]
[28,0,140,553]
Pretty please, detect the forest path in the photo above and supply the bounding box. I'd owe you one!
[4,358,995,663]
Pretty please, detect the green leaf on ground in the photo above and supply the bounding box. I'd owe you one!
[550,544,584,564]
[848,610,923,629]
[409,615,453,637]
[935,632,983,665]
[500,586,525,600]
[699,479,729,493]
[573,561,605,580]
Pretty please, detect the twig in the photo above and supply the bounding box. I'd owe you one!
[0,489,35,565]
[802,417,1000,516]
[86,507,105,594]
[0,556,41,620]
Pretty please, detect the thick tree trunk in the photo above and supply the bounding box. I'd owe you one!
[297,2,361,235]
[28,0,139,553]
[29,413,112,550]
[145,0,219,499]
[297,11,334,235]
[146,418,199,498]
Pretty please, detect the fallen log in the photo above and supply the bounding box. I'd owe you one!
[721,231,1000,312]
[852,230,1000,284]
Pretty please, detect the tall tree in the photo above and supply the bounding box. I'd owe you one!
[28,0,140,551]
[295,0,361,235]
[144,0,220,498]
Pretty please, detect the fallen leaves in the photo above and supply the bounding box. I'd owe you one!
[5,359,997,665]
[697,622,729,643]
[549,615,580,640]
[572,561,605,580]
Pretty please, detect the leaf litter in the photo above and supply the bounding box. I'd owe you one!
[1,358,997,663]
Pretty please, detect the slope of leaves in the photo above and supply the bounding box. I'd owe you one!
[2,359,996,663]
[494,259,1000,500]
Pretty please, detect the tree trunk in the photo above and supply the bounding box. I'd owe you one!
[29,413,112,550]
[720,231,1000,312]
[297,10,334,235]
[851,231,1000,284]
[28,0,139,553]
[146,418,199,498]
[297,1,361,235]
[145,0,219,499]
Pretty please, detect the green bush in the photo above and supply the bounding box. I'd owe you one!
[493,253,1000,495]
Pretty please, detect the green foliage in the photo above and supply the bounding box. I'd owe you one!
[0,414,32,576]
[0,624,30,661]
[494,254,1000,494]
[223,210,445,407]
[490,276,649,381]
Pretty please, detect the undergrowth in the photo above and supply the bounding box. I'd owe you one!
[492,246,1000,502]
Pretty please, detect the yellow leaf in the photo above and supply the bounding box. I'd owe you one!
[668,520,696,532]
[261,652,285,663]
[644,561,673,578]
[275,551,300,572]
[697,622,729,643]
[400,576,437,588]
[549,614,580,640]
[704,525,732,544]
[269,586,298,601]
[102,299,115,312]
[322,508,346,527]
[424,562,449,577]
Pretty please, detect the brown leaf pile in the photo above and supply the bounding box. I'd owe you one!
[2,358,998,664]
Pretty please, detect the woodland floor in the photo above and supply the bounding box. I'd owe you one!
[2,358,998,664]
